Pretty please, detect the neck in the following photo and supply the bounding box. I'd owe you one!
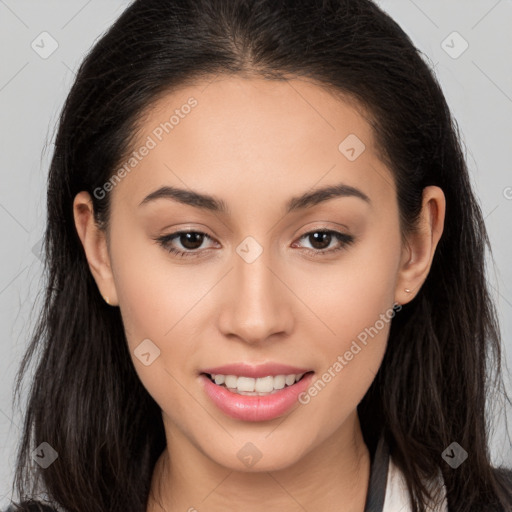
[147,411,371,512]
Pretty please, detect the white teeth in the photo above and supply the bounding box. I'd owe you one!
[285,375,295,386]
[224,375,238,388]
[237,376,255,392]
[273,375,286,390]
[208,372,308,394]
[254,376,274,393]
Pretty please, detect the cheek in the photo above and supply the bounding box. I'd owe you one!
[291,227,400,416]
[293,294,394,440]
[110,219,207,342]
[113,257,206,426]
[109,226,209,402]
[293,226,400,345]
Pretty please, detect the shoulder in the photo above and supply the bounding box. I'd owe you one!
[383,460,512,512]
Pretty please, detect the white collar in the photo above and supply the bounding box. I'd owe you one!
[383,455,448,511]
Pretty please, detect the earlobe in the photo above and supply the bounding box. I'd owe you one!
[395,186,446,305]
[73,191,119,306]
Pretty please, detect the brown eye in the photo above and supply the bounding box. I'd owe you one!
[178,232,206,250]
[155,230,216,258]
[293,229,354,256]
[308,231,333,250]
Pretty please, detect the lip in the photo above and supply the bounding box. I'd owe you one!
[201,362,312,379]
[200,370,315,422]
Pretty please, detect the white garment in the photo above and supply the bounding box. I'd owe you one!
[383,455,448,511]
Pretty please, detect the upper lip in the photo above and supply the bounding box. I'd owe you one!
[201,363,313,379]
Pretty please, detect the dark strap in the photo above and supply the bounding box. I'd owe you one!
[363,433,390,512]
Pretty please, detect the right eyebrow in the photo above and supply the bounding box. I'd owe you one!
[139,186,229,213]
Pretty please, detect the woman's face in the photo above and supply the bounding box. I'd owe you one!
[76,76,442,472]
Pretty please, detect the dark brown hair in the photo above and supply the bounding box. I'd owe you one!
[9,0,512,511]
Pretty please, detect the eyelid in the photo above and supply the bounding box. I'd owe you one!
[155,226,355,258]
[292,228,354,254]
[154,229,218,257]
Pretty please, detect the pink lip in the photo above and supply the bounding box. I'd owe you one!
[201,362,312,379]
[200,371,315,422]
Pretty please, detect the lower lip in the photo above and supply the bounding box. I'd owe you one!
[200,372,314,422]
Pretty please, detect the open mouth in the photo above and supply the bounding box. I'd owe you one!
[202,371,314,396]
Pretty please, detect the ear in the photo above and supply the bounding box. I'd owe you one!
[73,191,119,306]
[395,186,446,305]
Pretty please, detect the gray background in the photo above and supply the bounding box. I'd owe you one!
[1,0,511,506]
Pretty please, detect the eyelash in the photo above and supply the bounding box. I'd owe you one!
[155,229,355,259]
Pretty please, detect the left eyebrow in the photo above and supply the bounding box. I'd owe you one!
[285,183,371,213]
[138,182,371,214]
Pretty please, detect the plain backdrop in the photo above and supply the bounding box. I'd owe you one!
[0,0,511,506]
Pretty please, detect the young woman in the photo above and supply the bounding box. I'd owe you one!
[6,0,512,511]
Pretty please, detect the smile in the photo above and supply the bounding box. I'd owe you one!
[200,368,315,422]
[206,372,308,395]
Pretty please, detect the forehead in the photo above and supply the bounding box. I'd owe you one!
[111,75,395,211]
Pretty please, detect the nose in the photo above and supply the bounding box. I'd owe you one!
[217,241,295,345]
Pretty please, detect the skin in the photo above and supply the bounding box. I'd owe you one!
[73,75,445,512]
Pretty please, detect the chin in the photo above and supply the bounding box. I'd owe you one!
[204,437,310,473]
